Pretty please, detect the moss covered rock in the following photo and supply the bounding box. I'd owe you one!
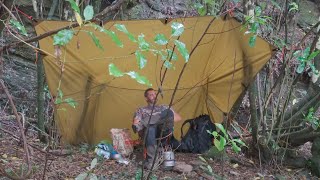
[297,1,320,30]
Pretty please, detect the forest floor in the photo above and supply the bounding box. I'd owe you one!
[0,119,319,180]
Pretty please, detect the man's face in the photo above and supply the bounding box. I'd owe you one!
[145,90,156,104]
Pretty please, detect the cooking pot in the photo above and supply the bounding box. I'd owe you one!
[163,151,175,167]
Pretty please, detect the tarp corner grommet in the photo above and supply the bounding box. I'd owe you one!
[160,17,172,25]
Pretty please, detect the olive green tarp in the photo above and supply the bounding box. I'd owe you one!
[35,16,273,144]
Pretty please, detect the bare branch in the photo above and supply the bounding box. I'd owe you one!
[0,80,32,180]
[0,0,17,20]
[0,0,125,53]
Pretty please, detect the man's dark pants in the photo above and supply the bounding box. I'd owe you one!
[145,125,172,164]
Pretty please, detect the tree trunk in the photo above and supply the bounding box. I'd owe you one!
[37,53,46,142]
[249,81,259,144]
[47,0,59,20]
[92,0,103,14]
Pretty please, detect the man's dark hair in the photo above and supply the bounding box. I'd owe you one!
[144,88,154,97]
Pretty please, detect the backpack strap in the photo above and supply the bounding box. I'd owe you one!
[180,118,194,139]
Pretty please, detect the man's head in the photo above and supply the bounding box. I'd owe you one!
[144,88,156,105]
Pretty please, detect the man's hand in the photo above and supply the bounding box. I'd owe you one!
[133,118,140,125]
[132,118,142,133]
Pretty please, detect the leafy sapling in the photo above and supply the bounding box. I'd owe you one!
[207,123,247,153]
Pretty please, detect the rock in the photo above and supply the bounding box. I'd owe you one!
[124,0,197,20]
[310,156,320,177]
[189,160,205,167]
[229,171,240,176]
[173,161,193,174]
[297,1,320,31]
[283,156,307,168]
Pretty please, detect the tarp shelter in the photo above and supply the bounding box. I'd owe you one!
[35,16,273,144]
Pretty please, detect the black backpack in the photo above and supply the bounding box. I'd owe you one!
[176,115,216,153]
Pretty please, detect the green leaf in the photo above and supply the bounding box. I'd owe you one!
[135,51,147,69]
[64,98,78,108]
[309,63,317,72]
[296,63,305,74]
[307,50,320,61]
[57,89,63,98]
[90,158,98,169]
[250,22,259,33]
[66,0,80,14]
[114,24,128,33]
[215,123,227,138]
[289,2,299,12]
[214,139,223,151]
[199,156,207,163]
[298,56,306,62]
[55,98,62,105]
[84,5,94,21]
[231,141,241,153]
[158,51,166,60]
[114,24,136,42]
[167,49,178,61]
[164,60,173,69]
[255,6,262,16]
[198,7,207,16]
[126,71,152,86]
[87,32,103,50]
[212,131,218,137]
[219,136,226,151]
[260,2,267,10]
[249,35,257,47]
[232,139,247,147]
[194,3,206,16]
[303,47,311,59]
[257,17,267,25]
[174,40,189,62]
[171,22,184,37]
[197,7,207,16]
[137,34,150,51]
[207,130,218,137]
[104,29,123,48]
[90,24,123,48]
[53,29,74,46]
[75,172,88,180]
[154,34,168,45]
[9,19,28,36]
[109,63,124,77]
[135,169,142,179]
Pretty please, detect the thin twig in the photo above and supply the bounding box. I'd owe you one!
[0,126,71,156]
[0,80,32,180]
[0,0,125,53]
[0,0,17,20]
[147,1,228,178]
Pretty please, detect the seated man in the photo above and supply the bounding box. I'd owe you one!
[132,88,182,169]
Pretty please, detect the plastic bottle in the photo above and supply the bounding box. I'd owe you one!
[95,148,110,159]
